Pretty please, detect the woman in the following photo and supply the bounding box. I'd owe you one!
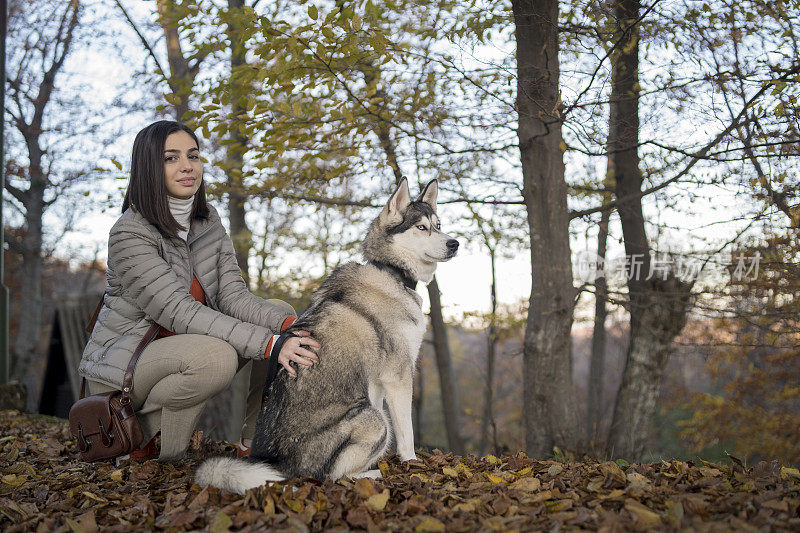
[78,120,320,462]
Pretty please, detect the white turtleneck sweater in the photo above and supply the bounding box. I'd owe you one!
[168,195,195,241]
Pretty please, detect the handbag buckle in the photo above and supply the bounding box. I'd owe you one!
[99,418,114,447]
[77,423,92,452]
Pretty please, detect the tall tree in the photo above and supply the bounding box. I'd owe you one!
[512,0,580,457]
[586,192,612,442]
[605,0,692,460]
[222,0,253,281]
[4,0,81,410]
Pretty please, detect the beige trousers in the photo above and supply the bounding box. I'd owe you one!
[88,333,271,461]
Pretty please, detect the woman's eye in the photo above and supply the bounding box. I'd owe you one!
[189,154,200,160]
[416,225,427,231]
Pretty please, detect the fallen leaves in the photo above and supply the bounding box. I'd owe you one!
[1,410,800,531]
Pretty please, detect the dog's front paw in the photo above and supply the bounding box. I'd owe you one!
[400,454,418,462]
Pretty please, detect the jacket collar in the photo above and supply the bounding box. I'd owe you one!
[187,213,216,245]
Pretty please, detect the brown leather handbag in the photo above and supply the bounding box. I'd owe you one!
[69,297,160,462]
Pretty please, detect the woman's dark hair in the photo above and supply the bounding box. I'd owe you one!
[122,120,209,237]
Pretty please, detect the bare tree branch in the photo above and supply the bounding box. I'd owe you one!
[113,0,168,81]
[570,61,800,220]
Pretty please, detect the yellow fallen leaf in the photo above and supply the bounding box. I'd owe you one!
[485,473,506,484]
[284,499,304,513]
[455,463,471,474]
[547,464,563,476]
[625,500,662,528]
[415,516,446,532]
[109,469,125,483]
[516,466,532,476]
[600,461,626,482]
[509,476,541,491]
[82,491,107,503]
[598,489,625,500]
[524,489,552,503]
[354,477,377,497]
[586,477,604,492]
[366,490,389,511]
[452,501,475,513]
[442,467,458,477]
[263,494,275,515]
[377,459,390,478]
[625,472,652,493]
[209,511,232,533]
[483,455,501,464]
[545,499,573,512]
[780,466,800,481]
[665,499,684,523]
[1,474,25,488]
[65,517,87,533]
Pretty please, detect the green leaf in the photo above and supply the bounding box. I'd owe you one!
[308,4,318,20]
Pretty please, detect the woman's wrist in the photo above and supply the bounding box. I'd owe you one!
[263,316,297,359]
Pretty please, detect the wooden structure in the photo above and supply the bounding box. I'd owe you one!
[38,294,102,418]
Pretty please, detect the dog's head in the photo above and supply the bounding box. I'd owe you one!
[363,178,459,284]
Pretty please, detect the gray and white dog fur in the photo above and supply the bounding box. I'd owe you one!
[195,178,459,494]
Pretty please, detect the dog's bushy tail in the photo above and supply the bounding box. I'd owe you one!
[195,457,285,494]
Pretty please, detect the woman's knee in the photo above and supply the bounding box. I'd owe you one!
[197,337,238,390]
[160,335,238,392]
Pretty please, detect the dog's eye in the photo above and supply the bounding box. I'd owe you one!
[435,223,441,230]
[416,225,427,231]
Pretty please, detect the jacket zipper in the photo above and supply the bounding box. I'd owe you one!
[185,225,219,311]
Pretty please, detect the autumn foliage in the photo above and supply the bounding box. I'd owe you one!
[680,233,800,464]
[2,410,800,531]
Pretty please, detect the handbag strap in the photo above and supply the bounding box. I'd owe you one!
[86,295,105,334]
[120,323,161,405]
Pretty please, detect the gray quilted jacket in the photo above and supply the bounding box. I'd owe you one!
[78,205,293,390]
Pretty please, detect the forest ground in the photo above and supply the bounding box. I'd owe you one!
[1,410,799,532]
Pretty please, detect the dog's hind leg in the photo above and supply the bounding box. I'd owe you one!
[327,407,390,479]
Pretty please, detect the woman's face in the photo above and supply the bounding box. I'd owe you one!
[163,130,202,199]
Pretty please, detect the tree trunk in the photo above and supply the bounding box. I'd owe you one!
[427,277,465,455]
[512,0,580,458]
[412,355,423,446]
[225,0,254,442]
[11,182,44,412]
[479,248,498,456]
[586,204,610,443]
[225,0,252,282]
[605,0,692,460]
[156,0,193,121]
[7,0,80,412]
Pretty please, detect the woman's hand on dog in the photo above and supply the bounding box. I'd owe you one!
[277,330,320,377]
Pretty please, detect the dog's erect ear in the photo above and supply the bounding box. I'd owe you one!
[381,178,412,224]
[417,179,438,213]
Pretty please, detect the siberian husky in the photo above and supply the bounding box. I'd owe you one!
[195,178,459,494]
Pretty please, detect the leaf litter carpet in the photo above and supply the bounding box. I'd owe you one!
[1,410,799,531]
